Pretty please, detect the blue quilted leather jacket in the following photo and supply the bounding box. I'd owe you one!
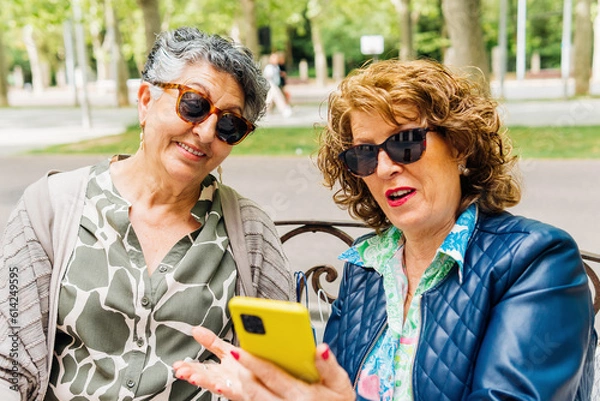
[323,211,596,400]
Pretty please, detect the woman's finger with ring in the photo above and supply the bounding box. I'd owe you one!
[173,361,209,384]
[173,360,241,399]
[173,365,192,380]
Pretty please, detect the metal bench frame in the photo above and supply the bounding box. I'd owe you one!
[583,251,600,313]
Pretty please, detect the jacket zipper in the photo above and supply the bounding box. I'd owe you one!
[411,292,429,400]
[350,294,429,397]
[352,321,388,390]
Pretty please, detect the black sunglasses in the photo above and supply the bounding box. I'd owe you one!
[152,82,255,145]
[338,127,428,177]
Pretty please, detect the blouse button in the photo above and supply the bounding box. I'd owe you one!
[141,297,150,307]
[158,265,168,273]
[136,338,145,347]
[126,379,135,388]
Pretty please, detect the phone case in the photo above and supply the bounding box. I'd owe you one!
[228,296,319,383]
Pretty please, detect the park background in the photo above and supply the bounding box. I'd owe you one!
[1,0,600,104]
[0,0,599,327]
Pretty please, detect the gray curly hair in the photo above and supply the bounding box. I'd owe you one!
[142,27,269,123]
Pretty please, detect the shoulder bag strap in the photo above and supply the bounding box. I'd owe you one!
[219,184,256,297]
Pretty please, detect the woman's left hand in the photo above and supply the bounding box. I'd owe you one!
[173,326,247,399]
[173,326,356,401]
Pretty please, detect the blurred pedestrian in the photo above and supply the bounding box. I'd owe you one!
[263,52,291,117]
[277,51,291,104]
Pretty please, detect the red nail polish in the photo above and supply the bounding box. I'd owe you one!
[321,347,330,360]
[230,350,240,360]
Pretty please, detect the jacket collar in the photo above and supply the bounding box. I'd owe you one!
[339,204,478,283]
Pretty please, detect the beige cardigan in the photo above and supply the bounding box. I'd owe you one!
[0,167,293,400]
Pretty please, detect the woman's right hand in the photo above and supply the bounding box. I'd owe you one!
[173,326,356,401]
[232,341,356,401]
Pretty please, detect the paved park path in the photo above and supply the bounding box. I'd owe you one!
[1,81,599,257]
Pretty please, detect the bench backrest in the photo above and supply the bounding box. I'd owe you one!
[276,220,600,314]
[583,251,600,313]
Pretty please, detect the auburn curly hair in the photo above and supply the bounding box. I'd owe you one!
[317,59,521,231]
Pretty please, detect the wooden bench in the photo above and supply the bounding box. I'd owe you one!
[276,220,600,314]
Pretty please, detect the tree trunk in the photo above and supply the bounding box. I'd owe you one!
[285,25,294,68]
[310,19,328,87]
[307,0,328,87]
[90,0,111,82]
[136,0,161,54]
[240,0,260,59]
[593,0,600,82]
[441,0,490,83]
[0,27,9,106]
[573,0,593,95]
[23,25,46,94]
[106,0,130,106]
[391,0,414,60]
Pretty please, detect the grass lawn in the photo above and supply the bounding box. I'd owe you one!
[32,125,323,157]
[32,124,600,159]
[507,125,600,159]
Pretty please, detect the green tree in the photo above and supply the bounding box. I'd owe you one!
[573,0,593,94]
[391,0,414,60]
[0,19,9,106]
[240,0,260,58]
[318,0,398,71]
[18,2,69,91]
[527,2,564,69]
[306,0,329,86]
[136,0,161,54]
[414,0,450,61]
[107,0,130,106]
[442,0,490,83]
[2,0,588,100]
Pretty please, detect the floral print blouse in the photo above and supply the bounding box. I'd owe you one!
[339,204,477,400]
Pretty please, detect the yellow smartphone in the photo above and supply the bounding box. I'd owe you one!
[228,296,320,383]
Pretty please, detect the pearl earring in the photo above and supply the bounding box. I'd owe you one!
[459,164,470,176]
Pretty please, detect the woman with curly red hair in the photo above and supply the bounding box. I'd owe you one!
[175,59,595,401]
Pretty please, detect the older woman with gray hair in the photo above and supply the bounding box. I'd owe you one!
[0,27,293,401]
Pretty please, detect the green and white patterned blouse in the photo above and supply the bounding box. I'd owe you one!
[46,159,237,401]
[339,204,477,400]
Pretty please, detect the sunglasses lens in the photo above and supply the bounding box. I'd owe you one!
[216,114,250,144]
[386,143,424,163]
[340,146,378,177]
[340,128,427,176]
[179,91,211,123]
[177,90,251,145]
[386,137,425,164]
